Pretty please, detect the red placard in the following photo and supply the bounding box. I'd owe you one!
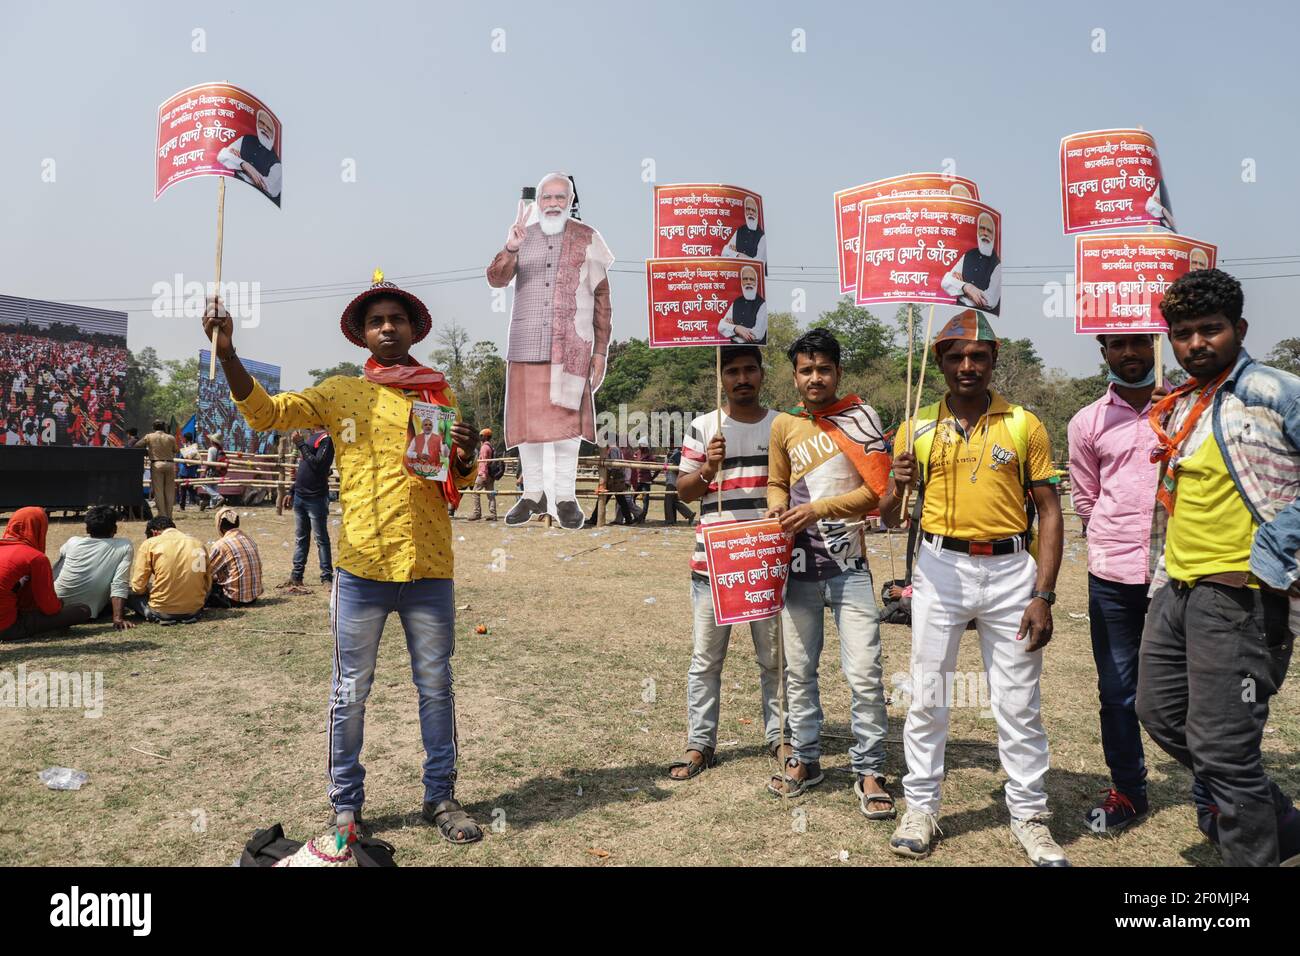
[1060,128,1173,235]
[646,258,767,347]
[653,184,765,261]
[703,519,793,627]
[854,197,1002,315]
[834,173,980,294]
[155,82,283,207]
[1075,233,1217,334]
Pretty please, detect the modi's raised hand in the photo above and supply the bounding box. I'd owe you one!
[505,200,533,253]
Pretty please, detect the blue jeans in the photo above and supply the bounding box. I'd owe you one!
[685,576,788,751]
[781,566,887,776]
[1087,573,1148,797]
[327,570,458,812]
[293,494,333,582]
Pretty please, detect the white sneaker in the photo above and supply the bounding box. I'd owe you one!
[1011,815,1071,867]
[890,808,941,859]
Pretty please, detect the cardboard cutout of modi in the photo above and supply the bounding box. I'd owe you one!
[486,172,615,530]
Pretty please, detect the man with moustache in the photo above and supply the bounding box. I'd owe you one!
[940,212,1002,315]
[668,346,788,780]
[1137,268,1300,866]
[765,330,895,819]
[203,271,485,845]
[880,311,1067,865]
[718,264,767,344]
[720,194,767,262]
[1068,334,1165,832]
[487,172,614,530]
[217,107,283,205]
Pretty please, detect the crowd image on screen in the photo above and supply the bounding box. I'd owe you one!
[0,323,128,447]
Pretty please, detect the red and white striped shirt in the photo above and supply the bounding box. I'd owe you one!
[679,408,779,579]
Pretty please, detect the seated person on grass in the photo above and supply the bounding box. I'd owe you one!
[53,504,135,631]
[127,516,211,623]
[206,507,264,609]
[0,507,91,641]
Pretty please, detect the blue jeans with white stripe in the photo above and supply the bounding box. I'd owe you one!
[328,569,458,812]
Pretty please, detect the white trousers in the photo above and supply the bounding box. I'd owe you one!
[902,539,1050,819]
[517,438,581,512]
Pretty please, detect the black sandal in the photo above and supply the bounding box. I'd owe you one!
[667,746,719,781]
[423,798,483,844]
[855,775,897,820]
[767,758,824,798]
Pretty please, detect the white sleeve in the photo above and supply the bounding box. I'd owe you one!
[262,162,282,198]
[940,261,966,297]
[217,142,243,169]
[756,234,767,262]
[717,305,736,337]
[984,264,1002,309]
[752,303,768,341]
[719,234,738,258]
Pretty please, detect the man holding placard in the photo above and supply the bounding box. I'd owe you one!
[1068,334,1163,833]
[667,346,787,780]
[202,273,486,846]
[880,311,1068,865]
[765,330,895,818]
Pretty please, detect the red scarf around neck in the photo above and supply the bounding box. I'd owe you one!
[363,356,463,507]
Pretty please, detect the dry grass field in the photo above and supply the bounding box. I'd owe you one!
[1,502,1295,867]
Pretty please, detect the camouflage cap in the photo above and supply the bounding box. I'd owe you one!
[933,309,998,358]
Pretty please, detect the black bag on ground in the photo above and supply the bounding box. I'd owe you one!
[239,823,303,867]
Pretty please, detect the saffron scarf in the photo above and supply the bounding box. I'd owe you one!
[1147,364,1232,515]
[790,394,892,497]
[0,506,48,552]
[363,356,464,508]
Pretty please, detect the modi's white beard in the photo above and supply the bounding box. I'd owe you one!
[742,286,757,301]
[745,214,759,230]
[539,208,571,236]
[257,130,275,152]
[977,237,994,257]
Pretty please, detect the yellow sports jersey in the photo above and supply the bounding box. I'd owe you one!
[895,391,1054,541]
[236,377,475,582]
[1165,434,1256,584]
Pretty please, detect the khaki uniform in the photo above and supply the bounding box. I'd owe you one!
[140,430,179,518]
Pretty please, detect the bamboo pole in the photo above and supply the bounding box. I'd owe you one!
[208,177,226,381]
[715,346,723,515]
[274,439,286,516]
[899,304,936,522]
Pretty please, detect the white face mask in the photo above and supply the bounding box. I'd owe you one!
[539,207,570,236]
[257,128,275,152]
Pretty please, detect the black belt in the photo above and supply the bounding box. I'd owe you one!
[923,531,1026,556]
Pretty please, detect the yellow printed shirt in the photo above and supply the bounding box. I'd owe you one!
[1165,429,1256,584]
[234,376,476,582]
[896,391,1054,541]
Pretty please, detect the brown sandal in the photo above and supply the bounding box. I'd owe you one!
[667,747,719,781]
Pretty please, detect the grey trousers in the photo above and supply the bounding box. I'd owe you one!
[1136,580,1294,866]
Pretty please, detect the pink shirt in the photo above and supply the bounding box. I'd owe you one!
[1067,385,1161,585]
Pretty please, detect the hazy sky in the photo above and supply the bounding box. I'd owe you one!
[3,0,1297,389]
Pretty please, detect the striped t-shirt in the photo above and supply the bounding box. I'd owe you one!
[679,408,779,579]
